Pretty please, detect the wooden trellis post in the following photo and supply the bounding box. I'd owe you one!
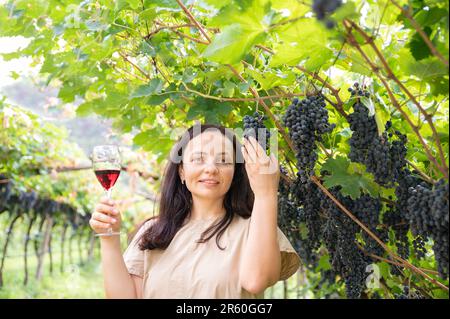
[36,215,53,281]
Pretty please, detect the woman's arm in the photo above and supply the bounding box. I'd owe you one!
[240,136,281,295]
[100,236,141,298]
[239,194,281,295]
[90,197,143,298]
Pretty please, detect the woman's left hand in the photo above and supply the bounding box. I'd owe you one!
[241,136,280,198]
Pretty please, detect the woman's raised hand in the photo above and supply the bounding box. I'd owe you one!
[89,197,122,235]
[241,135,280,198]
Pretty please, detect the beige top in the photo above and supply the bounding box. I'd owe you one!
[123,214,301,299]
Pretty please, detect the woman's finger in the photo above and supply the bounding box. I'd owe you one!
[243,142,257,164]
[269,153,278,166]
[268,153,279,173]
[92,212,117,224]
[247,136,263,158]
[89,219,112,230]
[100,197,115,206]
[95,203,120,216]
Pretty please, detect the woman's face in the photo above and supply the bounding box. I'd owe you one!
[179,130,235,200]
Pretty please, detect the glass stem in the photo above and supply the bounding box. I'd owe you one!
[106,188,112,234]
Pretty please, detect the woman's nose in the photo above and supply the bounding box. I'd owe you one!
[203,160,219,173]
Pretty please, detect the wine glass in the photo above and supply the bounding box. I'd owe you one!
[92,145,122,237]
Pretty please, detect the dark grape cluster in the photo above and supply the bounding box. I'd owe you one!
[277,87,447,297]
[312,0,343,29]
[353,194,386,257]
[406,179,449,279]
[412,235,427,260]
[348,82,370,97]
[0,175,12,213]
[320,187,369,299]
[278,166,302,244]
[387,169,425,261]
[282,95,335,183]
[394,286,426,299]
[347,83,407,187]
[297,182,324,263]
[382,205,410,264]
[243,112,271,151]
[277,166,319,266]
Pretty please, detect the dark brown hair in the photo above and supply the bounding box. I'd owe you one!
[138,124,254,251]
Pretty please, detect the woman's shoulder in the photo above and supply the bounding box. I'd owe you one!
[230,213,251,229]
[127,216,159,245]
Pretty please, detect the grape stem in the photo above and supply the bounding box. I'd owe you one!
[227,63,297,154]
[118,52,151,80]
[295,65,348,119]
[181,83,305,102]
[355,242,440,276]
[143,22,219,41]
[406,160,436,184]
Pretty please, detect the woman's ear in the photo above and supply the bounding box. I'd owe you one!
[178,165,184,181]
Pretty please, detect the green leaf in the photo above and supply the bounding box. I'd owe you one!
[131,78,164,98]
[316,254,332,272]
[245,67,296,90]
[270,19,332,68]
[331,1,359,22]
[408,26,433,61]
[139,8,158,22]
[144,0,178,9]
[76,100,95,117]
[322,156,379,199]
[186,98,232,124]
[146,94,168,106]
[202,24,266,64]
[414,7,447,27]
[139,41,156,56]
[222,81,235,97]
[127,0,141,10]
[201,0,232,9]
[271,0,309,17]
[9,71,20,79]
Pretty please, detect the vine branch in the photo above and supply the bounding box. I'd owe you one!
[118,52,151,80]
[390,0,448,67]
[175,0,211,43]
[295,65,347,118]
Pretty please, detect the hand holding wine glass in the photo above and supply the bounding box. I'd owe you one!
[90,196,122,236]
[90,145,122,237]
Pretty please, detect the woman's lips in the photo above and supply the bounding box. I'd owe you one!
[199,180,219,185]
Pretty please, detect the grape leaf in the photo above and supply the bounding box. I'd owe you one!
[322,156,379,199]
[131,79,164,98]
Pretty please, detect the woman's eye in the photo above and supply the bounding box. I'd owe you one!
[219,157,232,165]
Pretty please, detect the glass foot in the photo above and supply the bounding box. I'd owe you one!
[95,232,121,237]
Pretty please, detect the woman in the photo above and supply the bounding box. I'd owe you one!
[89,124,300,298]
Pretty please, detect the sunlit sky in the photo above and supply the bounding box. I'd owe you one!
[0,36,34,88]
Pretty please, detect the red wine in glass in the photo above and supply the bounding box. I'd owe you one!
[95,169,120,191]
[92,145,122,237]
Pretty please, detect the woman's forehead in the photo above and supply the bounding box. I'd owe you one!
[185,131,233,154]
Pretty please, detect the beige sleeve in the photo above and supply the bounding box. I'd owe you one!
[122,220,153,278]
[277,227,301,281]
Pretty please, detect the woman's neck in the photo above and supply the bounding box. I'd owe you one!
[189,197,226,220]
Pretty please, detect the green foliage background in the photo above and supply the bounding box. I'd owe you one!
[0,0,448,298]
